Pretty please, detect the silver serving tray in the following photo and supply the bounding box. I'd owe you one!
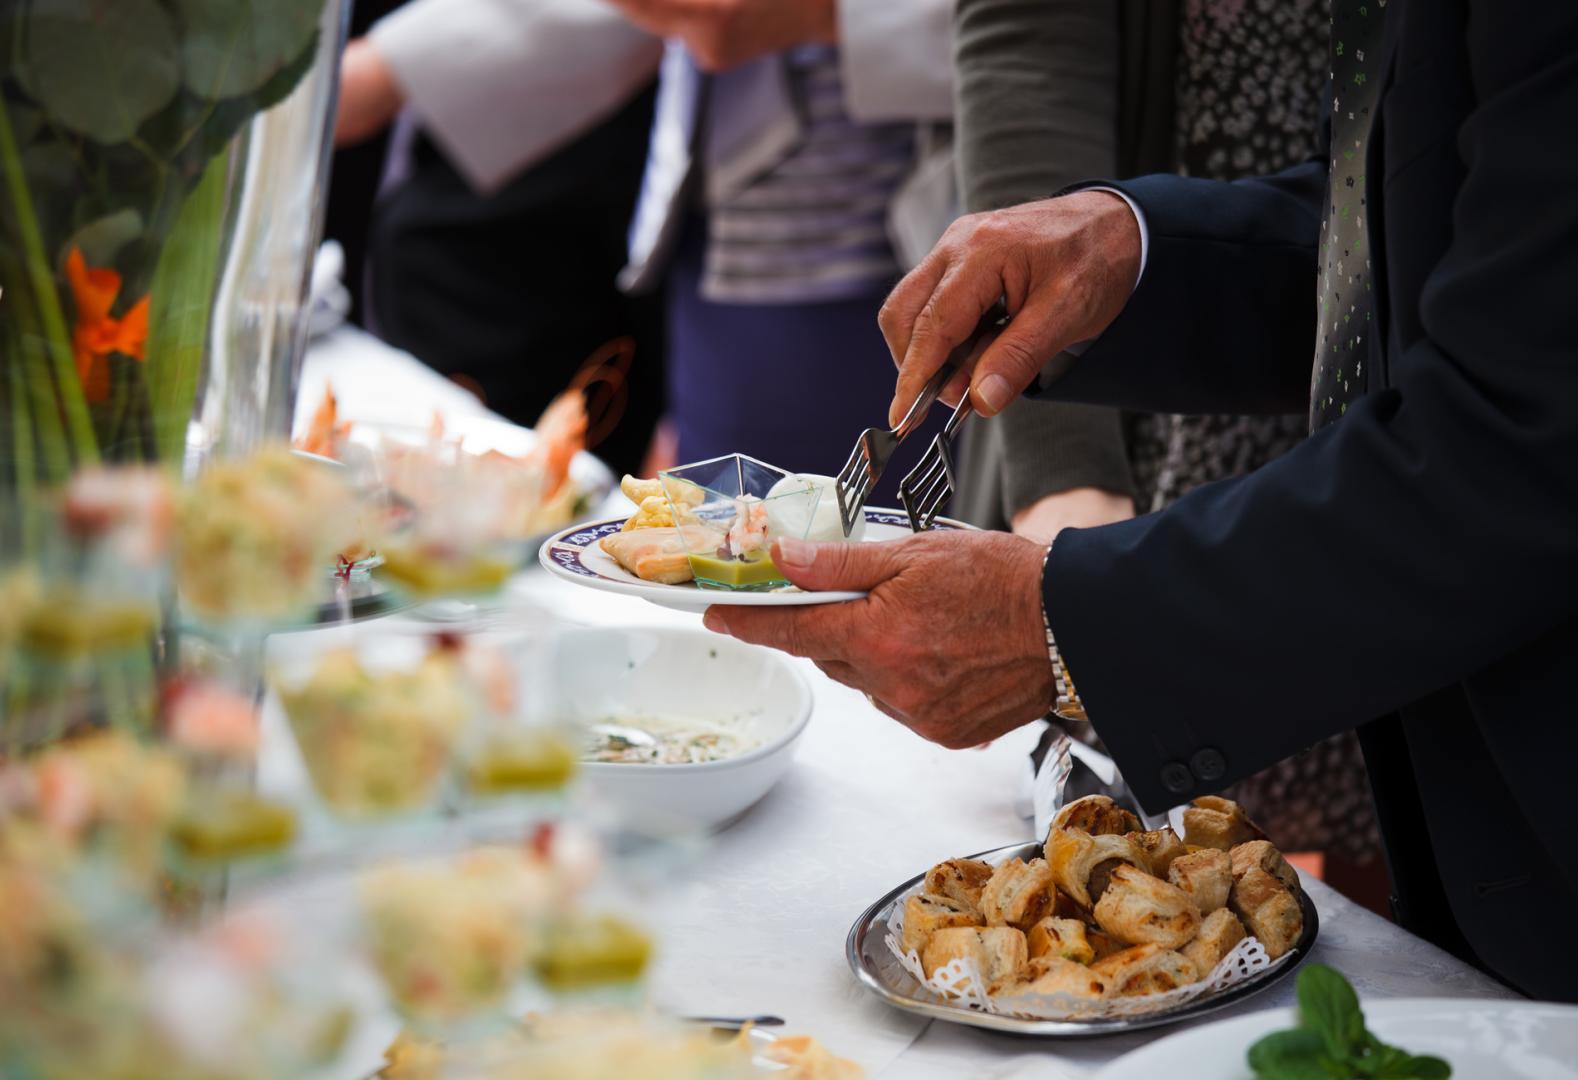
[845,840,1318,1037]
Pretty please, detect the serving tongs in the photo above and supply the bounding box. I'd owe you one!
[833,302,1009,536]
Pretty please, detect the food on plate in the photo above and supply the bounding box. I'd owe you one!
[175,446,355,620]
[763,473,856,544]
[581,715,756,765]
[361,847,555,1022]
[296,383,352,458]
[1230,839,1300,892]
[1093,864,1202,949]
[1167,848,1233,913]
[997,955,1109,1000]
[922,858,994,916]
[1247,964,1451,1080]
[1181,908,1247,975]
[1052,794,1141,837]
[466,730,579,793]
[900,893,978,957]
[1128,826,1187,877]
[533,914,653,990]
[758,1032,866,1080]
[1026,916,1095,965]
[169,788,296,859]
[600,525,726,585]
[1229,866,1304,960]
[1044,826,1150,910]
[899,796,1307,1014]
[620,473,703,531]
[1090,943,1199,996]
[1183,794,1267,850]
[979,857,1056,930]
[276,648,470,816]
[921,925,1027,983]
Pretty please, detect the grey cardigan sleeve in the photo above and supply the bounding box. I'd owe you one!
[953,0,1137,513]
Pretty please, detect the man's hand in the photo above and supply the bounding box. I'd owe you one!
[1012,487,1135,545]
[335,38,404,147]
[603,0,837,71]
[703,531,1055,749]
[878,191,1142,425]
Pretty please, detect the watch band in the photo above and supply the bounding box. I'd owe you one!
[1041,545,1086,722]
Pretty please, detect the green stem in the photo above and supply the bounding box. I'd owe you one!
[0,101,98,468]
[6,337,39,544]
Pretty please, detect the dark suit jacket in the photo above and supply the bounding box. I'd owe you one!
[1038,0,1578,1000]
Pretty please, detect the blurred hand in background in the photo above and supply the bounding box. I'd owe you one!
[336,38,405,146]
[602,0,837,70]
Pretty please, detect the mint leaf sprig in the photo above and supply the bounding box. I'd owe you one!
[1247,964,1451,1079]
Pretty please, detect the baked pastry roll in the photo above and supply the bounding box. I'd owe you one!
[1230,840,1300,892]
[599,525,723,584]
[1090,943,1199,996]
[1026,916,1095,965]
[980,858,1056,930]
[992,955,1109,1000]
[923,858,994,917]
[1128,827,1187,877]
[900,893,979,957]
[1045,828,1150,910]
[1229,867,1303,959]
[1180,908,1247,976]
[921,926,1028,983]
[1182,795,1267,850]
[1086,927,1126,962]
[1051,795,1142,838]
[1093,864,1203,949]
[1167,848,1233,914]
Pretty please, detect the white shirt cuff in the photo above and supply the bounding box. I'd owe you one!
[1061,185,1149,359]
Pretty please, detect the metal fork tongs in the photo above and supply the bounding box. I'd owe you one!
[834,302,1009,535]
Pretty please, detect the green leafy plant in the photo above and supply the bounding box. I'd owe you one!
[1248,965,1451,1079]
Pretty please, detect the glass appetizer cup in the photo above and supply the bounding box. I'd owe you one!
[657,454,821,591]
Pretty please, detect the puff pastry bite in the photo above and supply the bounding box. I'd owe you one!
[1052,795,1142,837]
[900,893,978,958]
[1090,943,1199,996]
[923,858,994,917]
[921,926,1027,983]
[1229,867,1303,959]
[1128,827,1188,878]
[1182,795,1267,850]
[1230,840,1300,892]
[1086,927,1126,962]
[1180,908,1247,976]
[1026,916,1095,965]
[1045,828,1150,910]
[980,858,1056,930]
[993,955,1109,1000]
[1093,864,1203,949]
[1167,848,1233,914]
[599,525,723,584]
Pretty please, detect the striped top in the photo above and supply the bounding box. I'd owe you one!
[700,47,916,305]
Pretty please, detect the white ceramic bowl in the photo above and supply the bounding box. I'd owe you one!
[544,627,812,830]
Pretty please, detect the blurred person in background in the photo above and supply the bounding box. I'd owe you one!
[950,0,1385,905]
[333,1,666,476]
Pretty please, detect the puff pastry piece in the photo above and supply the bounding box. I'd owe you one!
[992,955,1109,1000]
[923,858,994,917]
[1168,848,1233,914]
[1230,840,1300,892]
[1086,927,1126,962]
[1045,828,1150,910]
[1091,943,1199,996]
[1051,795,1142,837]
[1128,827,1188,878]
[900,893,979,958]
[1182,795,1267,850]
[1229,867,1304,959]
[921,926,1027,983]
[980,858,1056,930]
[598,525,723,584]
[1026,916,1095,965]
[1094,864,1203,949]
[1180,908,1247,976]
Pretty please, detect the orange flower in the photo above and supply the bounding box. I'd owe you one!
[65,247,150,403]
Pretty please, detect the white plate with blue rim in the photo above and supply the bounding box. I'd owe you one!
[537,506,969,612]
[1094,998,1578,1080]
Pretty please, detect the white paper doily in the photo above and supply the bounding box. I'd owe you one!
[882,884,1293,1021]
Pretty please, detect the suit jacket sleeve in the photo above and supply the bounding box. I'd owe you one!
[370,0,662,193]
[1044,7,1578,813]
[838,0,955,120]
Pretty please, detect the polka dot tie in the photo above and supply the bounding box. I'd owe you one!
[1310,0,1388,430]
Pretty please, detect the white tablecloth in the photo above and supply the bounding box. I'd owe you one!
[296,328,1518,1078]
